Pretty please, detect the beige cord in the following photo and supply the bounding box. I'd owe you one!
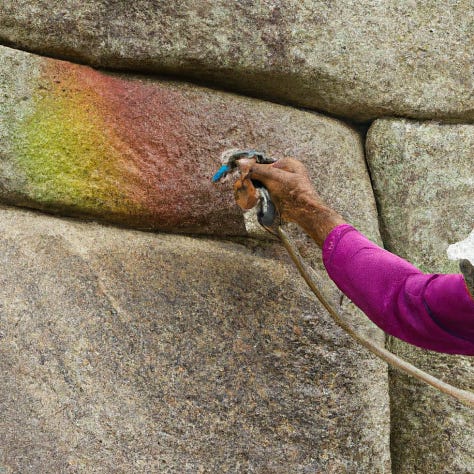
[277,226,474,408]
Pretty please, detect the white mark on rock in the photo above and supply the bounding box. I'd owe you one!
[447,229,474,265]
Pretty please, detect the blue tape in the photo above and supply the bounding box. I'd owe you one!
[212,164,231,183]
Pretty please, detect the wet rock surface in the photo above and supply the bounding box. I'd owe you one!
[1,1,473,122]
[0,207,390,473]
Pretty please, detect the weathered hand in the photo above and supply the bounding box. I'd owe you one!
[233,157,346,246]
[234,157,317,222]
[460,259,474,299]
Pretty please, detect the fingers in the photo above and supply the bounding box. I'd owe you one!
[237,157,308,186]
[273,157,309,175]
[237,160,288,187]
[233,177,260,210]
[235,157,256,182]
[233,157,312,215]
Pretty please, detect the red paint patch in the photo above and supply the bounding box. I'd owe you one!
[39,59,246,235]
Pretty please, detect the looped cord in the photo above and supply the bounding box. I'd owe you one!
[277,226,474,408]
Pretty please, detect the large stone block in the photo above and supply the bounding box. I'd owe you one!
[0,45,373,239]
[0,207,390,473]
[1,1,473,122]
[366,118,474,474]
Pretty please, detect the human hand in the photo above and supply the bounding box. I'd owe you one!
[233,157,345,246]
[234,157,319,222]
[460,260,474,299]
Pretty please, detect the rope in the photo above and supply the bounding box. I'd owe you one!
[277,226,474,408]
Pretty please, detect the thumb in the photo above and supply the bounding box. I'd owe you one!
[233,177,260,210]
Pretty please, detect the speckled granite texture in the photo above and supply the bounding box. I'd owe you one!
[0,207,389,473]
[1,1,473,122]
[367,118,474,474]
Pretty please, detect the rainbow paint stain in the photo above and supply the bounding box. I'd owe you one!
[8,56,246,235]
[13,59,148,223]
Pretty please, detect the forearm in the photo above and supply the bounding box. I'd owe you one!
[292,198,346,247]
[321,225,474,355]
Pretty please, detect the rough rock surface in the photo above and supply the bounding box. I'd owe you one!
[366,118,474,474]
[1,1,473,122]
[0,45,374,238]
[0,206,390,473]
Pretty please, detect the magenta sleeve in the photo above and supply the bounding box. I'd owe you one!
[322,225,474,355]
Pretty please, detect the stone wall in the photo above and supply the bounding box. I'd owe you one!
[1,1,473,122]
[367,120,474,473]
[0,3,473,473]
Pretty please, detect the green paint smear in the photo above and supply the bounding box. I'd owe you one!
[13,85,143,219]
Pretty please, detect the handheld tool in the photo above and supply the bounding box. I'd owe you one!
[212,149,278,228]
[212,149,474,408]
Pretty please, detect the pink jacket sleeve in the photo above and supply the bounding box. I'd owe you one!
[322,225,474,355]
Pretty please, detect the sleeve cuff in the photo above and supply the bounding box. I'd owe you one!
[322,224,357,269]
